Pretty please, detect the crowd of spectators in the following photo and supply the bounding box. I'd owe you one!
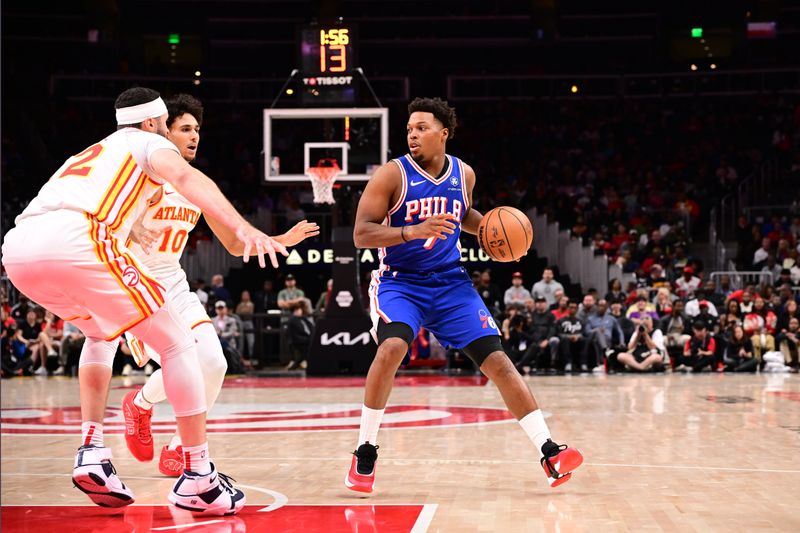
[3,93,799,377]
[498,264,800,375]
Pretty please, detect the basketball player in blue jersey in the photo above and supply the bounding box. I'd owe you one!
[345,98,583,493]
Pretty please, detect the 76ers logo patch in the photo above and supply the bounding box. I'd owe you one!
[122,265,141,287]
[0,404,515,434]
[478,309,498,331]
[450,176,459,187]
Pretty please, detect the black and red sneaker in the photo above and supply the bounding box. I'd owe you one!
[345,442,379,493]
[540,439,583,488]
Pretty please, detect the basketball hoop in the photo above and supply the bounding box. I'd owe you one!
[306,159,340,204]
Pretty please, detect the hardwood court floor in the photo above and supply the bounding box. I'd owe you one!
[2,372,799,532]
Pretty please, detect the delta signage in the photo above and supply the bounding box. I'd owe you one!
[285,246,492,266]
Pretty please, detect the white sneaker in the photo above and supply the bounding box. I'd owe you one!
[52,366,65,376]
[121,364,133,376]
[299,360,307,370]
[168,463,246,516]
[34,365,48,376]
[72,445,135,507]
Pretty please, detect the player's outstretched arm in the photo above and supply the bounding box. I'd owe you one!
[150,148,287,268]
[204,216,319,255]
[459,164,483,235]
[354,162,458,249]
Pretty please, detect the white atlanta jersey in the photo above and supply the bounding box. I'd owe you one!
[128,183,202,281]
[14,128,178,246]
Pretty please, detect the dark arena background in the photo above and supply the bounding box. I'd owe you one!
[1,1,799,531]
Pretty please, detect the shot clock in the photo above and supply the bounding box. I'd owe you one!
[298,24,358,104]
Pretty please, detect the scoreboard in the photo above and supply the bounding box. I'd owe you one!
[298,24,358,104]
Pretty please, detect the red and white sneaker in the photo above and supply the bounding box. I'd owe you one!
[159,445,184,477]
[344,442,378,493]
[540,439,583,488]
[122,390,154,462]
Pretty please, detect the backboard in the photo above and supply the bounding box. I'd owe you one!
[263,107,389,182]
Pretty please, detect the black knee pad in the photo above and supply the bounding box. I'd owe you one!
[377,320,415,346]
[462,335,504,366]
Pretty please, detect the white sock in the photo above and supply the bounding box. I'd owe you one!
[357,405,384,446]
[182,442,212,475]
[519,410,552,459]
[134,389,154,411]
[168,434,182,450]
[81,421,104,447]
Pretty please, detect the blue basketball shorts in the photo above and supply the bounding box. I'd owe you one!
[368,264,500,348]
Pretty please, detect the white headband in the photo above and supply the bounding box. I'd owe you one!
[115,97,168,125]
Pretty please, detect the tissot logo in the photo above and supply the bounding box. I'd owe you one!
[320,332,371,346]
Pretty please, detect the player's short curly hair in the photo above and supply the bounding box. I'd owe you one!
[408,97,457,139]
[166,94,204,128]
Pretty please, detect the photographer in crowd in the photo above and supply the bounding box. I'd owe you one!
[617,316,666,372]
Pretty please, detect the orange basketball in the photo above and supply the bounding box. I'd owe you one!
[477,206,533,262]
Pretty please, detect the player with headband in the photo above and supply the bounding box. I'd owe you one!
[2,87,286,515]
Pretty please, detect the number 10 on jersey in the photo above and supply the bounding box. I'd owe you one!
[158,228,188,253]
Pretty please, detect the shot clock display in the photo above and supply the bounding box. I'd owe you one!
[298,24,358,104]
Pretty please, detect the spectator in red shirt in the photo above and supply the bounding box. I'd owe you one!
[743,297,777,336]
[551,295,570,321]
[675,321,717,373]
[674,266,701,299]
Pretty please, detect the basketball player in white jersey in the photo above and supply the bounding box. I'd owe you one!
[121,94,319,476]
[1,87,287,516]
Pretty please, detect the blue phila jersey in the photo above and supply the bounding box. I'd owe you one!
[379,154,470,272]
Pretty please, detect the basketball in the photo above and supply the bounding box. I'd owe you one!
[477,206,533,262]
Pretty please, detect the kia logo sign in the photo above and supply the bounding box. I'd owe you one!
[320,332,371,345]
[335,290,354,307]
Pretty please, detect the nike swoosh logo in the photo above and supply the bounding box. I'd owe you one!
[165,191,175,195]
[410,180,425,186]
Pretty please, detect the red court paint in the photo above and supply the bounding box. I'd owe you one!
[768,391,800,402]
[1,404,514,435]
[0,504,429,532]
[113,375,489,390]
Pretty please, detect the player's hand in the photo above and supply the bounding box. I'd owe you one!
[235,224,289,268]
[282,220,320,246]
[130,219,164,254]
[409,213,458,241]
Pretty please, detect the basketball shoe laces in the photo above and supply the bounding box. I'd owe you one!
[137,407,153,442]
[353,443,379,475]
[216,472,237,495]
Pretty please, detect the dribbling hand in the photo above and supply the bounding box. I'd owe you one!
[409,213,458,241]
[236,224,289,268]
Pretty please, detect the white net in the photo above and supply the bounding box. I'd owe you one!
[307,165,340,204]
